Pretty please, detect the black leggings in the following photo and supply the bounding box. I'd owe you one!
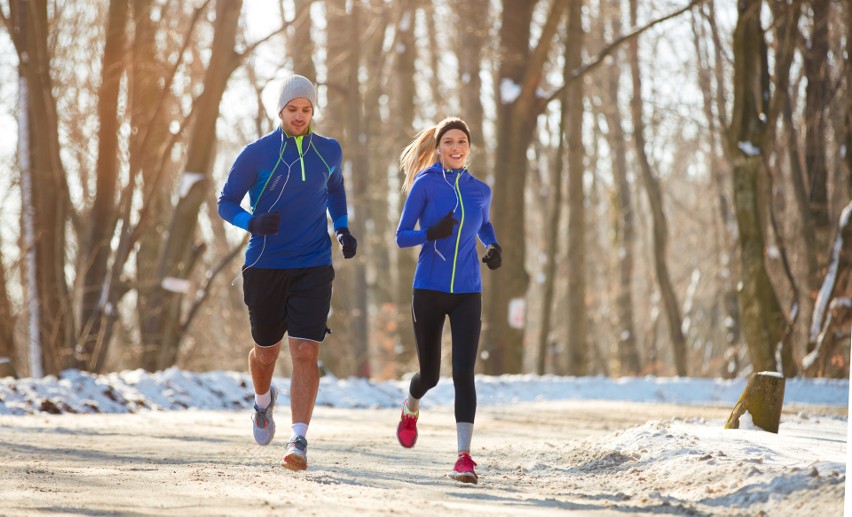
[408,289,481,423]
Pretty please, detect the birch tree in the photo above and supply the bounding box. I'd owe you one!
[6,0,76,376]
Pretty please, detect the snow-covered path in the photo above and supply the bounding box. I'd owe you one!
[0,399,845,516]
[0,370,847,515]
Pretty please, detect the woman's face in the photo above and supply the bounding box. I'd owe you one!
[436,129,469,170]
[279,97,314,136]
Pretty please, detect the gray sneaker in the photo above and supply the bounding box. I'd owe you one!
[251,386,277,446]
[282,435,308,471]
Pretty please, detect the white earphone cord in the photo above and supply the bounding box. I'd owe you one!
[432,151,461,262]
[230,137,307,285]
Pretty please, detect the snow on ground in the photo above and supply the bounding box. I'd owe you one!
[0,368,847,415]
[0,369,848,513]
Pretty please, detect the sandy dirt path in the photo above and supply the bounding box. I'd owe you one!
[0,401,843,516]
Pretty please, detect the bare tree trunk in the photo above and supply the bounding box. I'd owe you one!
[565,0,587,376]
[802,0,831,282]
[761,0,805,369]
[391,0,419,374]
[423,1,441,105]
[346,0,370,377]
[362,0,394,377]
[483,0,535,374]
[323,0,354,376]
[806,200,852,376]
[134,0,190,371]
[17,30,38,378]
[727,0,792,375]
[10,0,76,376]
[484,0,568,374]
[323,0,370,377]
[604,2,640,376]
[78,0,128,372]
[456,0,488,170]
[847,0,852,197]
[692,1,741,378]
[289,0,316,81]
[537,77,567,376]
[628,0,687,376]
[153,0,243,370]
[0,233,16,370]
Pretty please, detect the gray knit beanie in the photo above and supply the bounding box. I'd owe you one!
[277,74,317,115]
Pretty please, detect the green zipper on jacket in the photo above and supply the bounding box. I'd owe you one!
[294,135,306,181]
[450,173,464,293]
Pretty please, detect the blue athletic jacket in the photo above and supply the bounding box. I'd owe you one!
[218,126,349,269]
[396,163,498,293]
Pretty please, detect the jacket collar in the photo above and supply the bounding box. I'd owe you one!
[427,161,468,176]
[279,125,313,140]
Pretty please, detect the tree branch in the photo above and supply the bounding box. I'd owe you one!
[180,235,249,335]
[543,0,703,107]
[229,21,291,75]
[514,0,569,114]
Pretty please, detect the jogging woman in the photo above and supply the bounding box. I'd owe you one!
[394,117,501,484]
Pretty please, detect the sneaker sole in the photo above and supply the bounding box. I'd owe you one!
[282,452,307,471]
[449,472,478,484]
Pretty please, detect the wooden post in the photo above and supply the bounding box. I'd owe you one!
[725,371,786,433]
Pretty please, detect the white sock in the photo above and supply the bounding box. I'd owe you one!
[405,396,421,413]
[291,422,308,439]
[255,390,272,410]
[457,422,474,453]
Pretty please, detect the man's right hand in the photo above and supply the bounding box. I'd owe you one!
[248,211,281,235]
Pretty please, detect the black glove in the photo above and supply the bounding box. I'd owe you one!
[336,227,357,259]
[482,243,502,270]
[425,211,458,241]
[248,211,281,236]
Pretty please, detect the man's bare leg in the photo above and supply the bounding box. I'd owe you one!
[282,338,319,470]
[249,341,281,397]
[288,337,320,425]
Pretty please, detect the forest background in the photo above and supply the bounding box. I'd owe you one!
[0,0,849,382]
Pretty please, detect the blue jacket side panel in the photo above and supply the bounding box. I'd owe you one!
[395,163,499,293]
[217,127,348,269]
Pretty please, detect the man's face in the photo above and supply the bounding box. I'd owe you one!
[279,97,313,136]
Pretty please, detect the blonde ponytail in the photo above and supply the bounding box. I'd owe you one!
[399,126,437,193]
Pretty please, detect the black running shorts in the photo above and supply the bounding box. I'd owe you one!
[242,266,335,346]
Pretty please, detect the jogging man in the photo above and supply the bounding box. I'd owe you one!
[218,74,357,470]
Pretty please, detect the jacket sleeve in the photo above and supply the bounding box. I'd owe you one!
[217,147,256,232]
[326,140,349,231]
[477,183,498,246]
[396,178,429,248]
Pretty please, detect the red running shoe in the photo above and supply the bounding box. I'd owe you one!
[450,453,478,484]
[396,399,419,448]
